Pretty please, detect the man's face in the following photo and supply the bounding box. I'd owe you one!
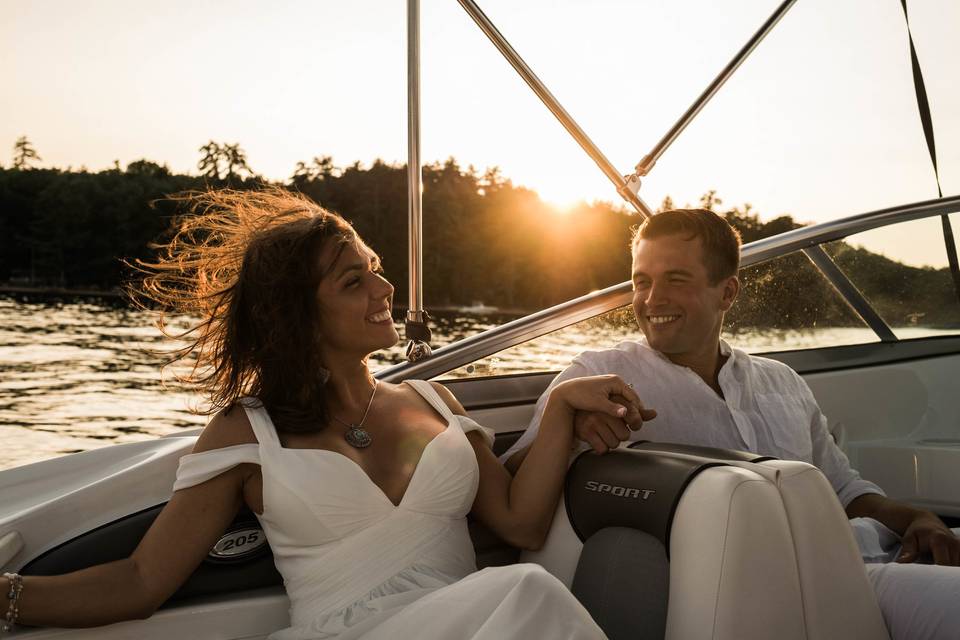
[631,233,738,360]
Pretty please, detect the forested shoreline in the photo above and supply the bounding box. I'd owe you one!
[1,146,956,329]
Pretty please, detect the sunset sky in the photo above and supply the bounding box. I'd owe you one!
[2,0,958,265]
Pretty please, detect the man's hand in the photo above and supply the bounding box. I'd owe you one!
[847,493,960,566]
[897,512,960,566]
[575,393,656,454]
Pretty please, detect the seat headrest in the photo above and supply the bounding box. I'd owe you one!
[629,440,777,463]
[565,443,777,556]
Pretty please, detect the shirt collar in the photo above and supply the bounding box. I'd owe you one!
[719,338,732,357]
[638,335,735,368]
[718,338,740,378]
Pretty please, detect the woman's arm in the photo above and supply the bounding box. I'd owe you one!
[501,362,595,474]
[1,408,255,628]
[431,376,641,551]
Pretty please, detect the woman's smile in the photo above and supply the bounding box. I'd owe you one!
[367,309,393,324]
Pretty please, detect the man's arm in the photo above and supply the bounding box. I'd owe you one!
[798,374,960,566]
[799,374,886,507]
[846,494,960,566]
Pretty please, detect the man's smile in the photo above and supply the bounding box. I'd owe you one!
[647,314,681,326]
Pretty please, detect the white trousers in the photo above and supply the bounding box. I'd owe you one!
[855,520,960,640]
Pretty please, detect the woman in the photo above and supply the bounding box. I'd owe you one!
[0,189,643,638]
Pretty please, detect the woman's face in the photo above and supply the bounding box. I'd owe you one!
[315,238,399,359]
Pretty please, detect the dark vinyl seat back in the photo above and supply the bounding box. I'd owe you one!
[571,527,668,640]
[22,430,528,606]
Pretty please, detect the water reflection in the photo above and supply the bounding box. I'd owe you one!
[0,298,950,471]
[0,299,503,470]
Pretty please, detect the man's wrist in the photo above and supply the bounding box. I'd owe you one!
[911,510,946,527]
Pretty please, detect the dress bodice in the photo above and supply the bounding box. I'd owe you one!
[173,380,495,638]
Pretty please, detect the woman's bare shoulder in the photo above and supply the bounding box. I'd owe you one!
[193,404,258,454]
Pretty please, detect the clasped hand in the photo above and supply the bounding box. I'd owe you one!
[898,512,960,566]
[552,375,656,454]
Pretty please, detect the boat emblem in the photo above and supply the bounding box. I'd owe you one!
[208,526,268,562]
[584,480,656,501]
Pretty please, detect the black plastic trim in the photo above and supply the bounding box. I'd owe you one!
[22,503,282,606]
[564,447,736,558]
[765,335,960,375]
[629,441,776,463]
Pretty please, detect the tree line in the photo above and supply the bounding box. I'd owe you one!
[1,138,956,329]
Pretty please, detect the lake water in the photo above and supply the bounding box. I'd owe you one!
[0,298,946,471]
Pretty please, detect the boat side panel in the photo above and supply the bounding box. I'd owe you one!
[12,587,289,640]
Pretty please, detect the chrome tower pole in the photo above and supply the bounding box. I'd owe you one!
[405,0,432,362]
[457,0,652,219]
[633,0,798,177]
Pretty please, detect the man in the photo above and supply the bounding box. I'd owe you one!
[502,208,960,640]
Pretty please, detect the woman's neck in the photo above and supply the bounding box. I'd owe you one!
[323,355,376,412]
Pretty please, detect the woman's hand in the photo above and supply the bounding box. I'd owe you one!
[548,375,656,452]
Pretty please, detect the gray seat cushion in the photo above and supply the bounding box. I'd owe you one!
[571,527,669,640]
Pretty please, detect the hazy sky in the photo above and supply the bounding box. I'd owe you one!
[2,0,958,265]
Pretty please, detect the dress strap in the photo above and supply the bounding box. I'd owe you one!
[456,414,495,449]
[404,380,495,448]
[173,444,260,492]
[404,379,456,422]
[238,397,281,446]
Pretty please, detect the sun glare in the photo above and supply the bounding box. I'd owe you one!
[545,200,580,215]
[536,182,588,215]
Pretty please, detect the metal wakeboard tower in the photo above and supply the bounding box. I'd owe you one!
[405,0,432,363]
[402,0,957,364]
[403,0,798,362]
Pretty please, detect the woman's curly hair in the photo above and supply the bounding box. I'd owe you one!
[129,187,358,433]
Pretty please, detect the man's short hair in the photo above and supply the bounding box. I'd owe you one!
[631,208,742,284]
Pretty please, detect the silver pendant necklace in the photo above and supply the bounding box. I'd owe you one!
[332,380,378,449]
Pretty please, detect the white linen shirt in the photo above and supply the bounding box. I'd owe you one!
[501,338,884,508]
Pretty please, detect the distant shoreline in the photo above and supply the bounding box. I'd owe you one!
[0,284,124,299]
[0,286,530,316]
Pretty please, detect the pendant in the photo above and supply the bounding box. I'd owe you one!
[344,425,372,449]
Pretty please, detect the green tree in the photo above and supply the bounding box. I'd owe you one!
[12,136,42,169]
[222,143,252,181]
[3,158,951,334]
[126,159,170,177]
[197,141,222,179]
[699,189,722,211]
[291,156,336,184]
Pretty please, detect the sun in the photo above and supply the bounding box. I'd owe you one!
[536,182,587,214]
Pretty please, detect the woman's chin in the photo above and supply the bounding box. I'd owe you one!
[373,327,401,351]
[385,330,401,349]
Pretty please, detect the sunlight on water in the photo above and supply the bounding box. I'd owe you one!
[0,299,497,470]
[0,298,951,471]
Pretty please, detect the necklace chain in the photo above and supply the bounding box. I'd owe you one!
[332,380,378,448]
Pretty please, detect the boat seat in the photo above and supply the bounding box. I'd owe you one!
[572,527,668,640]
[470,519,521,568]
[16,440,889,639]
[23,502,520,610]
[526,444,890,640]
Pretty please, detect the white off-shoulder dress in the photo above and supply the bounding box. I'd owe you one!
[173,380,605,639]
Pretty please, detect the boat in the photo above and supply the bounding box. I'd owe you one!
[456,301,499,315]
[2,1,958,638]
